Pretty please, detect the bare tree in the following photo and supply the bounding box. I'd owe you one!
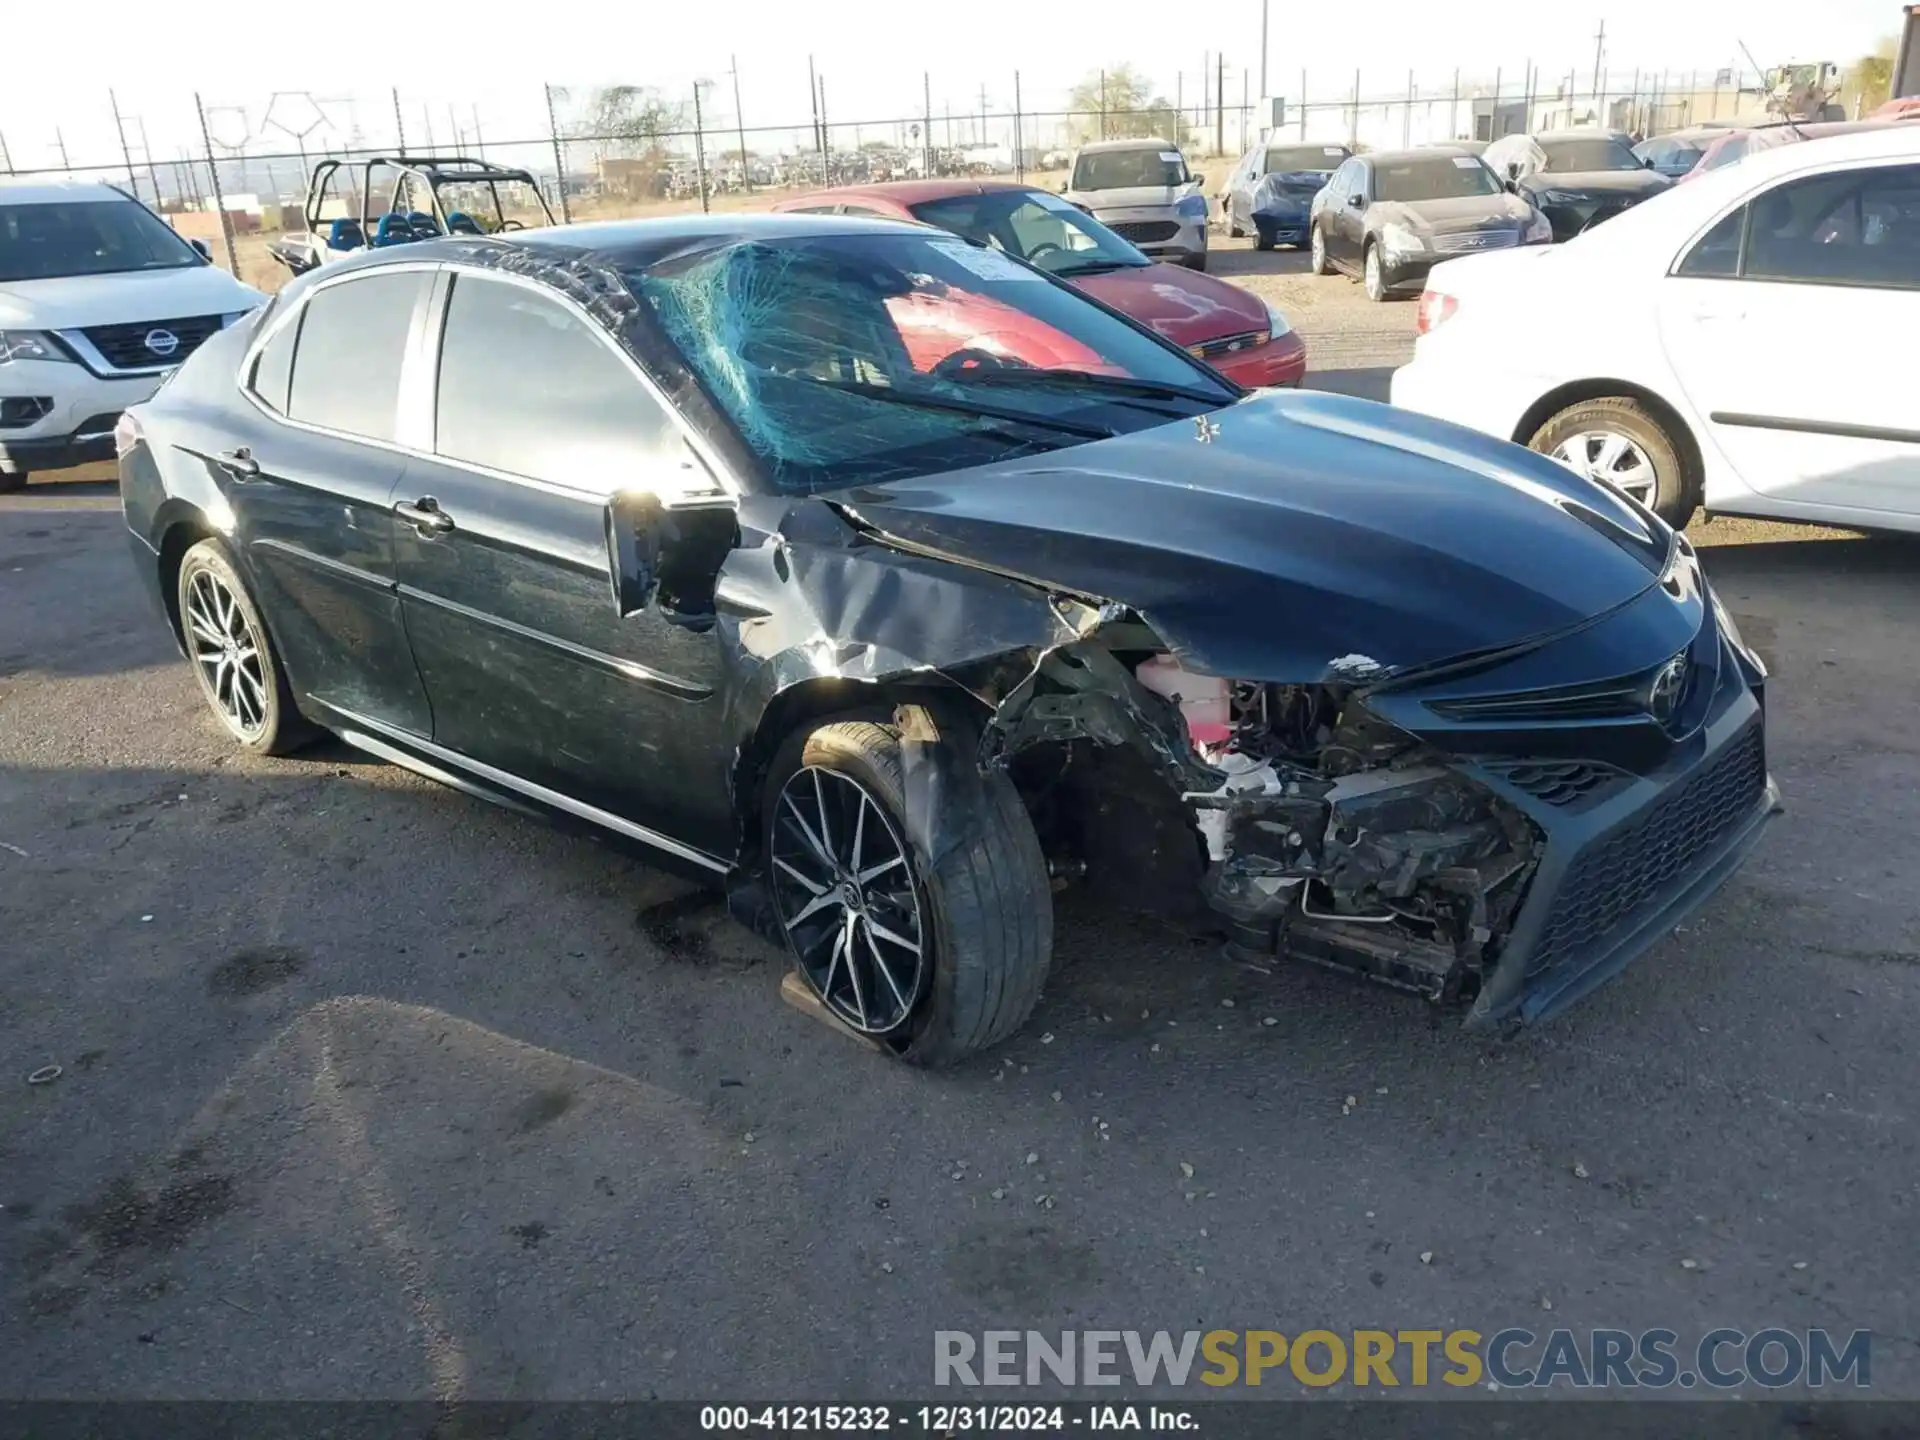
[1067,65,1182,145]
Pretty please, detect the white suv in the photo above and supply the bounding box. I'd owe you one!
[0,179,265,492]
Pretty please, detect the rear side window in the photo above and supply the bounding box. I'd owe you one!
[1676,206,1746,278]
[1743,164,1920,289]
[249,310,298,414]
[434,273,675,492]
[286,271,430,442]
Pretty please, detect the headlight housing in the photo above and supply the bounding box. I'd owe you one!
[1380,222,1425,256]
[0,331,67,365]
[1262,299,1293,341]
[1175,194,1209,220]
[1523,209,1554,244]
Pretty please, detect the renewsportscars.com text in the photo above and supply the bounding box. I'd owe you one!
[934,1328,1872,1391]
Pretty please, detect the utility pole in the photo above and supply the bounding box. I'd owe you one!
[923,72,933,177]
[110,90,140,201]
[541,83,571,222]
[817,74,830,176]
[472,105,486,159]
[0,130,12,174]
[1260,0,1270,101]
[1013,71,1024,179]
[691,81,710,213]
[1099,69,1108,138]
[807,55,821,158]
[192,92,239,274]
[978,83,988,148]
[1215,52,1225,156]
[1592,19,1607,107]
[392,87,406,150]
[731,56,751,191]
[55,127,71,171]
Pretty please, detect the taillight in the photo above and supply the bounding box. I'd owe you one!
[1416,290,1458,335]
[113,409,143,458]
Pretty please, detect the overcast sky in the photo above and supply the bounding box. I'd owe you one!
[0,0,1902,176]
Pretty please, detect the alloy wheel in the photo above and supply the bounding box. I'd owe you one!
[770,765,928,1035]
[1311,228,1325,271]
[184,568,270,740]
[1365,246,1384,300]
[1550,430,1658,506]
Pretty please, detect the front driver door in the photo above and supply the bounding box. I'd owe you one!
[1658,161,1920,516]
[391,268,736,861]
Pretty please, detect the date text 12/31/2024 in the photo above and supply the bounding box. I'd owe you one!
[699,1405,1196,1431]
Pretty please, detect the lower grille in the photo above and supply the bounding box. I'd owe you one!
[1482,758,1626,808]
[1525,722,1766,980]
[1110,220,1180,244]
[78,314,225,371]
[1432,229,1519,255]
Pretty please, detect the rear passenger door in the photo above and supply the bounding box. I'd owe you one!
[391,268,736,858]
[1658,161,1920,516]
[225,267,435,735]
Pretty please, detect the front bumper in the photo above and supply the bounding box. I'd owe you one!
[1251,208,1311,246]
[1211,331,1308,389]
[0,359,165,475]
[1091,207,1208,264]
[1376,248,1441,294]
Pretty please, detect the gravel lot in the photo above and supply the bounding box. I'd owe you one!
[4,243,1918,1402]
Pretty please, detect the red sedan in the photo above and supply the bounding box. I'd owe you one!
[772,180,1308,388]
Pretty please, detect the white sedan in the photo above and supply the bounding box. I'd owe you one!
[1391,124,1918,529]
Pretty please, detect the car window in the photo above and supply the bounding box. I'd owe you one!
[911,190,1148,275]
[1741,164,1920,289]
[286,270,430,442]
[1071,148,1189,190]
[435,273,677,492]
[1266,145,1348,175]
[1372,157,1502,201]
[632,231,1233,496]
[1536,137,1642,172]
[0,197,203,282]
[249,309,298,414]
[839,205,890,217]
[1675,205,1745,278]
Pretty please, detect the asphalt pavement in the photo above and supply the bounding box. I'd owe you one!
[3,251,1918,1401]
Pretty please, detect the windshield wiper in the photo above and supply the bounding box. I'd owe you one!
[1048,258,1149,277]
[813,378,1115,439]
[951,368,1229,407]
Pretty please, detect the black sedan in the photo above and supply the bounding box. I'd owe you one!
[1485,130,1674,241]
[118,215,1779,1062]
[1308,147,1553,300]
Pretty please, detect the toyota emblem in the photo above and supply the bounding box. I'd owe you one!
[144,329,181,357]
[1647,655,1688,725]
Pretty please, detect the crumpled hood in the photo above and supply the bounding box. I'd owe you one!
[1523,168,1670,199]
[1375,193,1536,231]
[1070,262,1269,345]
[829,389,1671,681]
[1071,184,1188,212]
[0,264,264,330]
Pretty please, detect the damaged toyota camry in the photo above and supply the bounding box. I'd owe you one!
[118,214,1781,1064]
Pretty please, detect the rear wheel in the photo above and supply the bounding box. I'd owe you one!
[1530,397,1697,527]
[176,539,318,755]
[764,714,1052,1066]
[1254,225,1275,252]
[1309,224,1331,275]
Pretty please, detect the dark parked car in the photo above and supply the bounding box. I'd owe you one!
[1484,130,1673,240]
[772,180,1306,388]
[1632,126,1730,180]
[1220,141,1353,250]
[119,215,1779,1062]
[1308,147,1553,300]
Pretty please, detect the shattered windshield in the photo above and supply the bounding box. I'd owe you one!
[910,190,1150,276]
[632,233,1232,495]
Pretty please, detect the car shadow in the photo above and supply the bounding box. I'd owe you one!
[1304,365,1395,402]
[1201,245,1313,279]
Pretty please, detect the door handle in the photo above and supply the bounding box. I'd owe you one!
[395,497,455,535]
[215,447,259,479]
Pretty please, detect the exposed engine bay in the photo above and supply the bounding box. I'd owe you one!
[980,623,1544,1004]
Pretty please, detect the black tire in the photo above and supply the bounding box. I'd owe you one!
[176,538,320,755]
[1228,218,1244,239]
[1528,397,1698,528]
[1308,223,1331,276]
[763,711,1052,1066]
[1254,228,1275,252]
[0,470,25,494]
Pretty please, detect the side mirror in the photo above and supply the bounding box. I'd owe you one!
[1192,172,1207,188]
[1347,192,1366,209]
[189,238,212,260]
[605,489,739,631]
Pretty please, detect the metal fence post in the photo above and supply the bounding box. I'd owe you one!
[817,74,830,175]
[392,87,406,150]
[1404,70,1414,146]
[731,57,751,193]
[1299,68,1307,138]
[692,83,710,214]
[1215,52,1225,156]
[1099,69,1108,139]
[542,84,572,223]
[192,92,239,276]
[1349,69,1361,148]
[923,72,933,177]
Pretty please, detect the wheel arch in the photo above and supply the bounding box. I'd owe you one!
[1511,377,1706,506]
[152,502,224,653]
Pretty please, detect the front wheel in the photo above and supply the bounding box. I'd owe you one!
[1309,224,1330,275]
[1363,242,1388,301]
[1530,397,1697,527]
[764,714,1052,1066]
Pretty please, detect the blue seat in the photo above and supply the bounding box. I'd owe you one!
[372,213,415,247]
[444,210,484,236]
[326,217,365,251]
[406,210,442,239]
